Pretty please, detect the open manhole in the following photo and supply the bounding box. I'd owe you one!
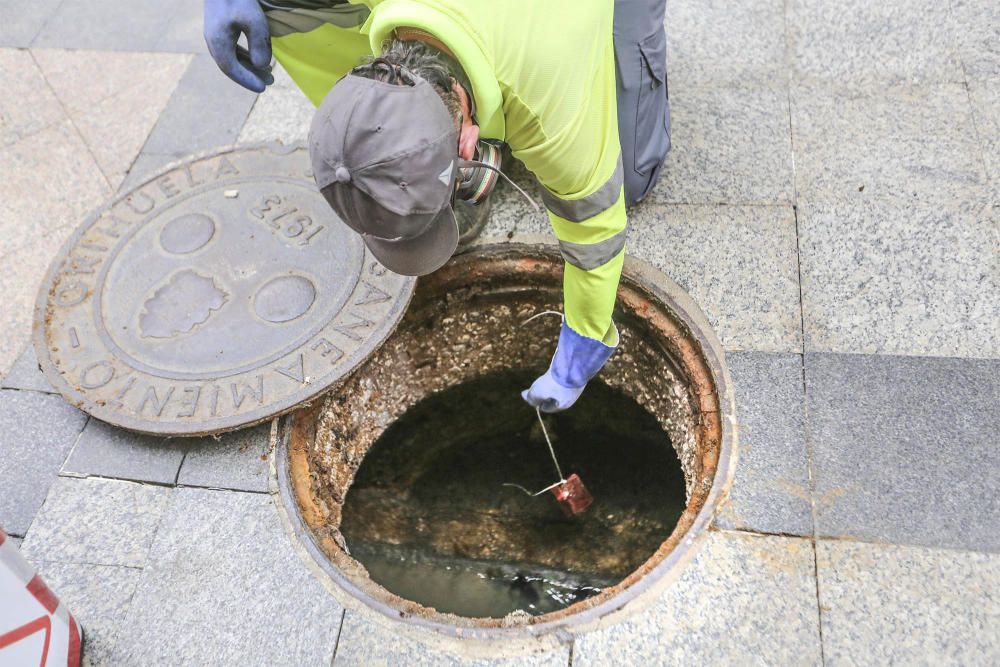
[275,243,736,643]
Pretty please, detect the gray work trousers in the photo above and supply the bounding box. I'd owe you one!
[613,0,671,205]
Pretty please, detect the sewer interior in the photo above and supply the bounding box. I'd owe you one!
[339,369,687,618]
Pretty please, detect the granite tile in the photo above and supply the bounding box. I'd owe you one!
[968,79,1000,203]
[155,0,205,53]
[335,612,569,666]
[177,422,272,492]
[31,560,141,667]
[33,49,191,188]
[791,83,987,207]
[0,205,73,377]
[1,343,55,393]
[627,204,802,353]
[33,0,178,51]
[0,0,63,47]
[666,0,787,88]
[20,476,170,567]
[0,390,86,535]
[806,353,1000,552]
[117,151,180,193]
[951,0,1000,82]
[817,540,1000,664]
[0,249,48,378]
[238,65,315,146]
[114,488,343,665]
[574,531,821,665]
[788,0,963,86]
[142,54,257,155]
[62,419,188,485]
[799,200,999,358]
[0,48,62,148]
[714,352,812,536]
[650,82,793,205]
[0,119,112,261]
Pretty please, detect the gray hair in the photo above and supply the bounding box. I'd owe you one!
[352,39,462,121]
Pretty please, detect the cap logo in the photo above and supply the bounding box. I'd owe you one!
[437,162,454,187]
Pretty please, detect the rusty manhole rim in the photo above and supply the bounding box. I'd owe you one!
[272,240,737,644]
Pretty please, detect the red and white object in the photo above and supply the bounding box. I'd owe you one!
[0,529,82,666]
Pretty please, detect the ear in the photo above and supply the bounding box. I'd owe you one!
[452,78,479,161]
[459,120,479,161]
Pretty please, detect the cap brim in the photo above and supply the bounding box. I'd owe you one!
[362,206,459,277]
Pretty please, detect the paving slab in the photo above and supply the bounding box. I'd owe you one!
[791,83,987,208]
[951,0,1000,82]
[968,80,999,204]
[714,352,812,536]
[335,613,569,666]
[30,560,141,667]
[10,536,22,549]
[0,390,87,535]
[32,49,191,188]
[33,0,181,51]
[0,49,62,149]
[117,151,181,193]
[665,0,786,88]
[0,118,111,261]
[817,540,1000,665]
[787,0,964,86]
[155,0,205,53]
[178,422,273,492]
[239,65,315,146]
[627,204,801,353]
[0,0,62,47]
[1,344,54,393]
[798,200,999,358]
[114,488,344,665]
[650,82,793,205]
[141,54,257,155]
[574,531,821,665]
[62,420,188,485]
[0,247,50,378]
[20,476,171,567]
[805,353,1000,552]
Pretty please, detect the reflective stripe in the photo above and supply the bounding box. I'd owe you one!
[541,155,623,223]
[265,6,370,38]
[559,227,627,271]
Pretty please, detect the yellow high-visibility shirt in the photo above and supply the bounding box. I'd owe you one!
[268,0,625,343]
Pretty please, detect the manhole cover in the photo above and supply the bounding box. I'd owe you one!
[34,145,415,436]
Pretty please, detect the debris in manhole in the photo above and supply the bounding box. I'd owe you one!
[337,370,687,618]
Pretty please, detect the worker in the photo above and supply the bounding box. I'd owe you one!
[204,0,671,413]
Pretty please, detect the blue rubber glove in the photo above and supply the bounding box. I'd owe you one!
[204,0,274,92]
[522,321,618,413]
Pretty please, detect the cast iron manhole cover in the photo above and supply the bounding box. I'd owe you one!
[34,144,415,436]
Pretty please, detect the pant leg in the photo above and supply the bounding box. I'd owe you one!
[613,0,671,205]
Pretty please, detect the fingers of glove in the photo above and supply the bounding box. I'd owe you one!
[243,12,273,70]
[215,48,269,92]
[236,46,275,86]
[521,375,584,413]
[520,389,559,413]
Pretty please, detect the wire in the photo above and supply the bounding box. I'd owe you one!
[536,406,564,482]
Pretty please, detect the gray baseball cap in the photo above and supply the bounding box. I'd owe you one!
[309,72,461,276]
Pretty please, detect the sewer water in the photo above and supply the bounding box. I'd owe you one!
[339,370,687,618]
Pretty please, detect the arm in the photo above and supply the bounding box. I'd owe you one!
[522,159,627,413]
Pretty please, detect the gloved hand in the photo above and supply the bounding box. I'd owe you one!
[204,0,274,92]
[522,320,618,413]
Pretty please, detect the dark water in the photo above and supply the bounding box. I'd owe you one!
[340,370,687,618]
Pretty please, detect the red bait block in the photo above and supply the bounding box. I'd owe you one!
[550,473,593,515]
